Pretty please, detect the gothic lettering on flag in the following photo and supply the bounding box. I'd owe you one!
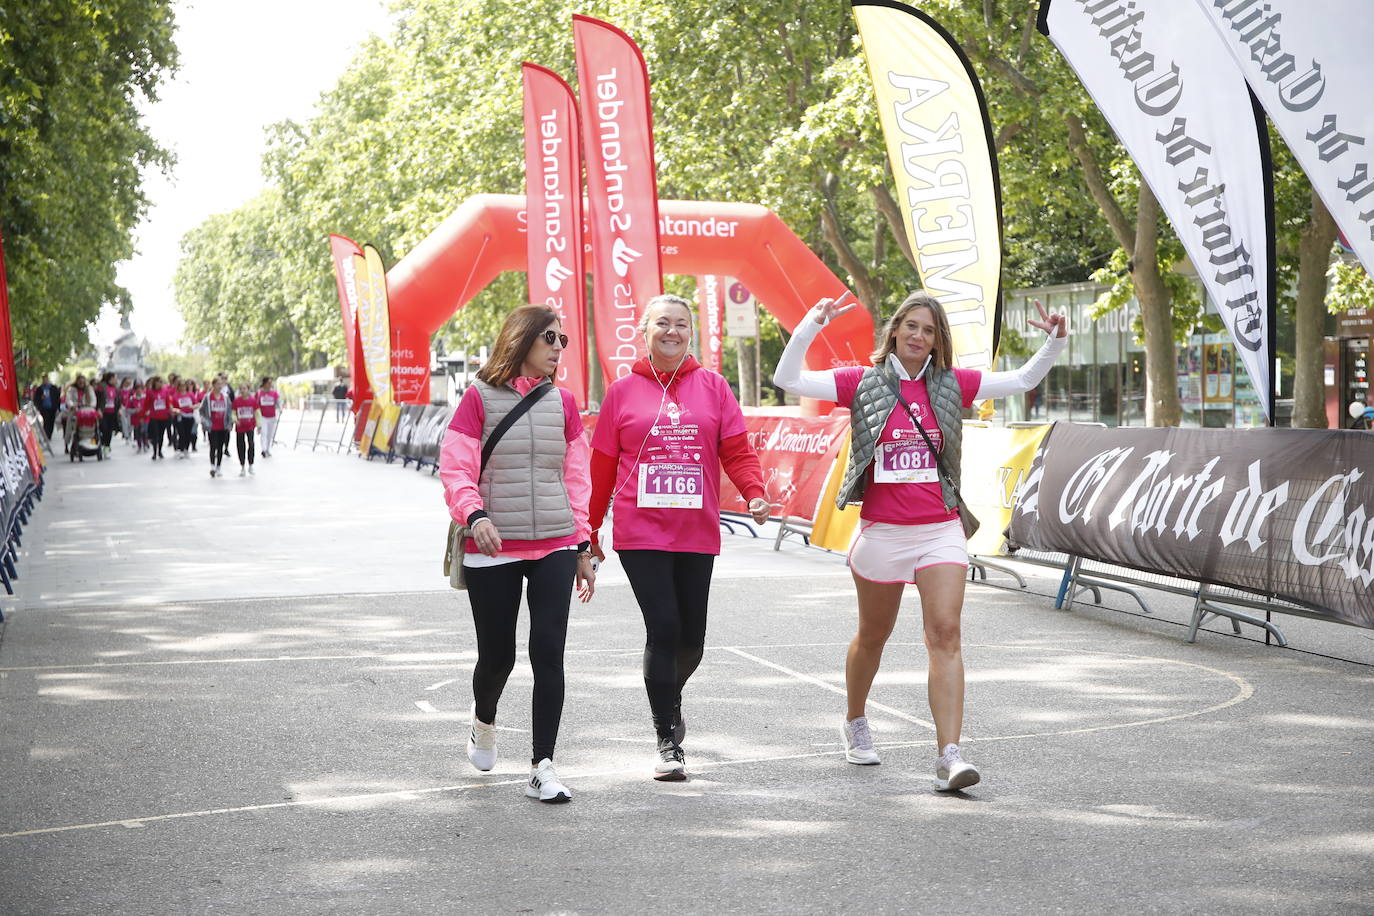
[1040,0,1277,419]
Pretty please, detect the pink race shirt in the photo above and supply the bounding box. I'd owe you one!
[175,393,195,418]
[591,368,748,555]
[148,388,172,420]
[833,366,981,526]
[205,392,231,431]
[257,389,280,418]
[232,394,258,432]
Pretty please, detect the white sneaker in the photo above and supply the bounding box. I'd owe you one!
[248,464,255,475]
[654,736,687,781]
[466,709,497,771]
[935,743,981,792]
[239,467,246,477]
[525,758,571,803]
[842,716,881,765]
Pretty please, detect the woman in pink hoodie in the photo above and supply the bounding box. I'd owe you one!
[588,294,770,782]
[440,304,595,805]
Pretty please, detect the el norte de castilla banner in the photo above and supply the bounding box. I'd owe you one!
[853,0,1003,370]
[1008,424,1374,629]
[1192,0,1374,277]
[1040,0,1276,421]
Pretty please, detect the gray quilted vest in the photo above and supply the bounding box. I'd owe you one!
[475,380,575,540]
[835,360,965,512]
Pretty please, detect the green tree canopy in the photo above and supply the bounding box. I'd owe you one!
[1,0,178,376]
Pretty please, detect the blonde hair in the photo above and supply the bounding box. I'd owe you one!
[638,294,695,340]
[871,291,955,371]
[477,305,560,387]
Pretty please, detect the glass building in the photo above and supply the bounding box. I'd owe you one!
[995,280,1270,428]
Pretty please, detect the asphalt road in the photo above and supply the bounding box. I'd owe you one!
[2,431,1372,915]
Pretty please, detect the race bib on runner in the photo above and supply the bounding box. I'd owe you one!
[873,439,938,484]
[637,462,704,509]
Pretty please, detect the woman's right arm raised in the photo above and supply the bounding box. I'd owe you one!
[771,298,852,402]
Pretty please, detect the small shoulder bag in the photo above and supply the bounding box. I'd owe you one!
[445,382,555,589]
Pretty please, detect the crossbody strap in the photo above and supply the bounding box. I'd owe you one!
[480,381,554,475]
[880,370,963,498]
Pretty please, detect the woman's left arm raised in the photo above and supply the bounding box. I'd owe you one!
[975,301,1068,400]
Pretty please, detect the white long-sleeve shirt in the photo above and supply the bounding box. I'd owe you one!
[772,310,1067,401]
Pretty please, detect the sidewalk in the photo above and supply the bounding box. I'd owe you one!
[2,430,1372,914]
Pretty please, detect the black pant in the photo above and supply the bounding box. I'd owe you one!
[209,429,230,466]
[619,550,715,740]
[149,418,168,457]
[235,430,255,466]
[99,412,119,447]
[38,407,57,440]
[465,550,577,764]
[176,416,195,452]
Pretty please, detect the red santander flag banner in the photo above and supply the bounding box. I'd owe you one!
[695,274,723,374]
[0,227,18,415]
[523,62,588,409]
[573,14,664,385]
[718,414,851,522]
[328,234,372,405]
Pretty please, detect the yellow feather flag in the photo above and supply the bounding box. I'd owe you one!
[853,0,1003,369]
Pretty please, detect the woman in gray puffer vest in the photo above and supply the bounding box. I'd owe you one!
[774,290,1067,792]
[440,305,598,805]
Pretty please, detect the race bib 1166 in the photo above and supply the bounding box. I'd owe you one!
[637,462,704,509]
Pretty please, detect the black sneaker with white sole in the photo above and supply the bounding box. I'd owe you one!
[654,736,687,781]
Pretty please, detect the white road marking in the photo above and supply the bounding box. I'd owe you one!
[424,678,462,691]
[0,645,1255,841]
[723,646,937,730]
[414,700,438,714]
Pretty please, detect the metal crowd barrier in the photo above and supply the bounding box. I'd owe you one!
[0,418,46,618]
[986,547,1337,648]
[289,398,360,453]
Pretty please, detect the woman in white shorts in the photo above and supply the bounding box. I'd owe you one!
[773,290,1066,791]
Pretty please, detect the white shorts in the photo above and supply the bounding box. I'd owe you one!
[848,519,968,584]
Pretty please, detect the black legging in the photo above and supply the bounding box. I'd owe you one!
[235,430,255,466]
[176,416,195,452]
[99,412,119,447]
[209,429,230,467]
[149,418,168,457]
[618,550,715,741]
[465,549,577,764]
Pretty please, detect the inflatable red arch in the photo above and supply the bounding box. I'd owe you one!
[386,194,876,394]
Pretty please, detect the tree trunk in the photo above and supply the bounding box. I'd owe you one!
[1132,183,1182,427]
[820,172,882,330]
[1292,190,1337,428]
[735,337,757,406]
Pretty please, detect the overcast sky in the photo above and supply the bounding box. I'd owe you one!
[96,0,393,350]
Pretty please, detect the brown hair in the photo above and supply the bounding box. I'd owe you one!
[871,291,955,372]
[477,305,561,387]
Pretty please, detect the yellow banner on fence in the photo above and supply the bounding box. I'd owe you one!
[808,422,1051,557]
[358,401,383,457]
[961,423,1050,556]
[372,404,403,453]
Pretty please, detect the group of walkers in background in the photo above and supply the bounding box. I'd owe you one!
[27,372,282,478]
[440,290,1067,805]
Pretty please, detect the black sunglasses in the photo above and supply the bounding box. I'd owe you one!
[539,329,570,348]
